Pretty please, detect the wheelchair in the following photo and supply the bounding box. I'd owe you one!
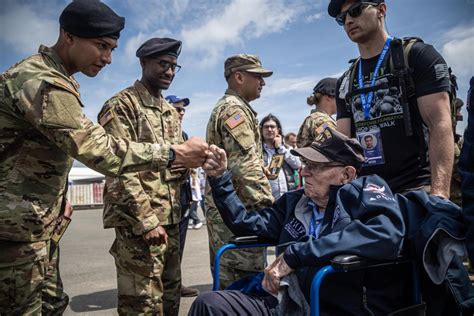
[213,236,425,316]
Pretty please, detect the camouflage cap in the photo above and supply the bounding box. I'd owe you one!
[224,54,273,79]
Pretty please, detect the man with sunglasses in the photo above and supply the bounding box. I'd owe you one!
[330,0,453,200]
[205,54,275,289]
[190,127,410,315]
[98,38,199,315]
[329,1,462,313]
[165,94,201,298]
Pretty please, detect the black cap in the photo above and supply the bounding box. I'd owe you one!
[60,0,125,39]
[313,77,337,96]
[136,38,182,58]
[291,127,365,170]
[328,0,385,18]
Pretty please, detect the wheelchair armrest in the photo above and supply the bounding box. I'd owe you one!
[228,235,276,246]
[330,254,409,271]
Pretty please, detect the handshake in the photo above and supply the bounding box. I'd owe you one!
[171,137,227,177]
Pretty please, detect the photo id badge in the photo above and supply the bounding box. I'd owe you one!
[357,129,385,167]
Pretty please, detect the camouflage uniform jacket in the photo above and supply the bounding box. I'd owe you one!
[98,81,184,234]
[206,88,273,210]
[296,110,336,148]
[0,46,170,261]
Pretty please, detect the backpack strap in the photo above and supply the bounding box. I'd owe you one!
[344,57,360,110]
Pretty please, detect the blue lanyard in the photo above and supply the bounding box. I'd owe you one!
[308,202,322,238]
[358,36,393,120]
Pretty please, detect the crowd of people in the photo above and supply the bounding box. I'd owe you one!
[0,0,472,315]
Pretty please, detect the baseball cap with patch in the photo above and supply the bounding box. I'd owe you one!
[328,0,385,18]
[165,95,190,106]
[224,54,273,79]
[291,127,365,170]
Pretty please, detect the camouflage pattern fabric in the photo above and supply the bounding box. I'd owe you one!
[98,81,184,314]
[0,45,172,244]
[450,141,462,206]
[205,88,273,289]
[111,224,180,316]
[0,241,47,315]
[98,80,184,231]
[42,245,69,316]
[296,111,336,148]
[0,45,172,313]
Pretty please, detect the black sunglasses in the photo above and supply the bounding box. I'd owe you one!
[335,2,378,26]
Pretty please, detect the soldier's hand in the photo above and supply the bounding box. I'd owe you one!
[203,145,227,177]
[63,200,74,219]
[142,225,168,246]
[172,137,209,168]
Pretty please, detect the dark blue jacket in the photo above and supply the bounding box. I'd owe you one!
[397,191,474,315]
[209,172,408,315]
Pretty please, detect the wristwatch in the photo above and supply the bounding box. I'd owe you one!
[167,147,176,167]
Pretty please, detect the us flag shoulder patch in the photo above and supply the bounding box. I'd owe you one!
[99,109,115,126]
[225,113,245,129]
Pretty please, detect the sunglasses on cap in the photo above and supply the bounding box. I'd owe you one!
[336,2,379,26]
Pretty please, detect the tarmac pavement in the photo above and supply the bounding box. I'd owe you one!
[61,207,212,315]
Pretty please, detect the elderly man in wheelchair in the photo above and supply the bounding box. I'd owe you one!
[191,127,473,315]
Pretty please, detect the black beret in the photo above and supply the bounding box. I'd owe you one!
[60,0,125,39]
[328,0,384,18]
[136,38,182,58]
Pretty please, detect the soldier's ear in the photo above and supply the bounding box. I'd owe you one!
[62,29,75,45]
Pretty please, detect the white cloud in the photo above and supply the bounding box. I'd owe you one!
[0,2,58,54]
[264,71,344,97]
[305,12,325,23]
[441,24,474,79]
[180,0,301,67]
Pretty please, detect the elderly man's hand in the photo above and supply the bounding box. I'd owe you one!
[262,254,294,295]
[203,145,227,177]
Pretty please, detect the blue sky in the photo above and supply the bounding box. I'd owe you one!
[1,0,473,138]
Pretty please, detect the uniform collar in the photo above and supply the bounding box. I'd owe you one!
[38,45,81,92]
[134,80,165,111]
[225,88,258,116]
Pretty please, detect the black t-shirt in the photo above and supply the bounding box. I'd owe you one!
[336,41,451,193]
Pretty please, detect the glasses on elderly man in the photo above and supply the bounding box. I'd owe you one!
[301,160,345,174]
[155,59,182,73]
[335,2,379,26]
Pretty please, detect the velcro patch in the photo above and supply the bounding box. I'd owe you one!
[99,109,115,126]
[53,79,80,99]
[225,113,245,129]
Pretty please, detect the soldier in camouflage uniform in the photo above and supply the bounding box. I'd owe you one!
[0,3,208,315]
[98,38,188,316]
[205,54,274,289]
[297,78,338,148]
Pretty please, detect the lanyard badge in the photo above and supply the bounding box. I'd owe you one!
[358,36,393,120]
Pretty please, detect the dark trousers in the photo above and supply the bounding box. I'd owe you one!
[189,201,201,225]
[178,210,190,261]
[188,290,277,316]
